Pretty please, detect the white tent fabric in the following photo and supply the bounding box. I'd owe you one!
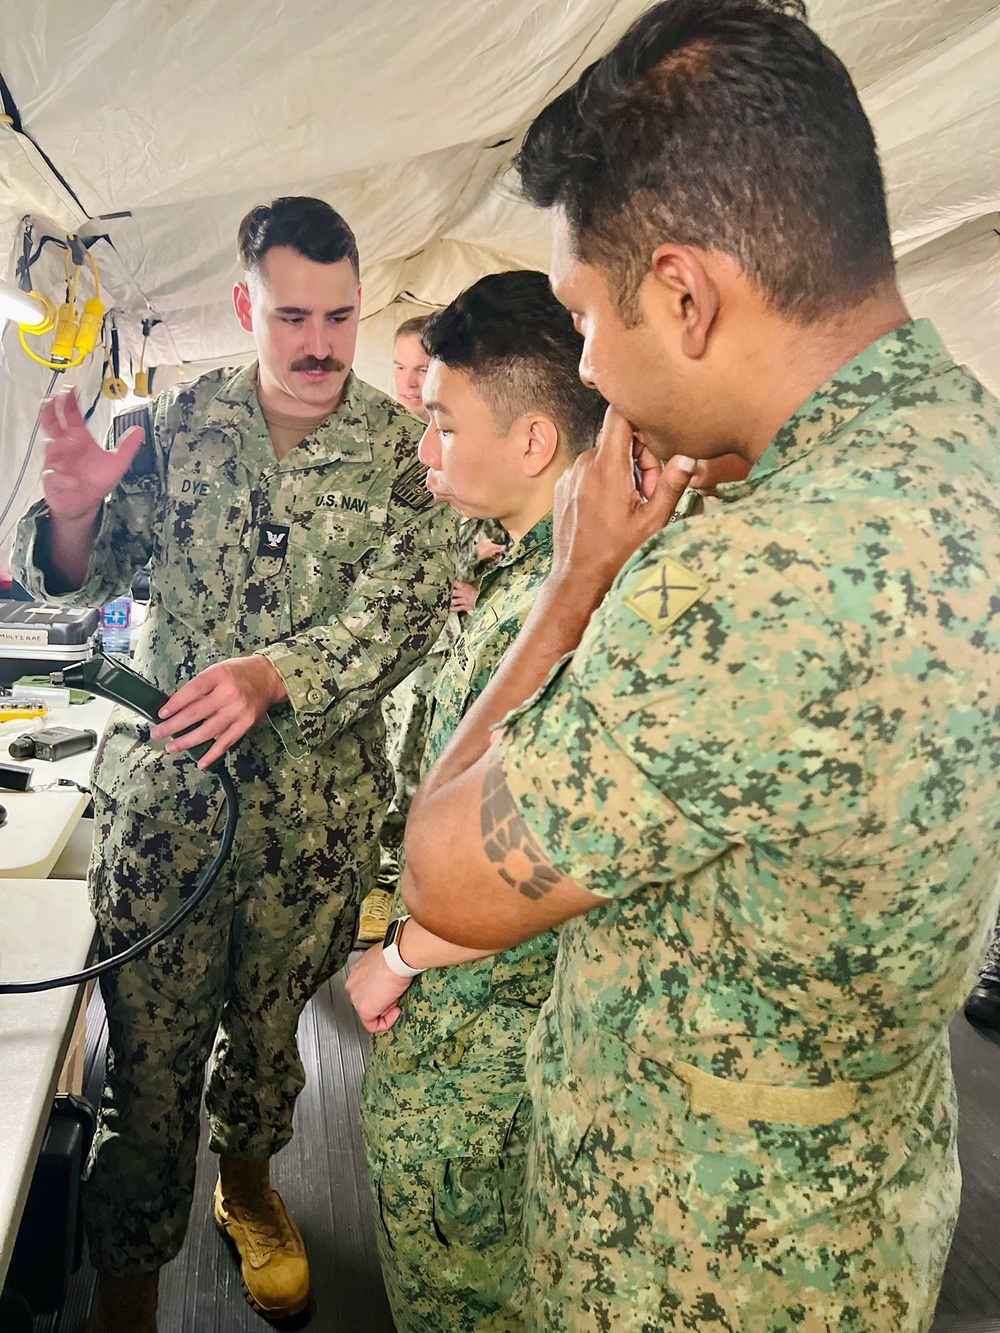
[1,0,998,571]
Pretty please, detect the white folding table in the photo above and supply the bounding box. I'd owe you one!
[0,878,95,1284]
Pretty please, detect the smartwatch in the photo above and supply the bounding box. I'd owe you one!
[382,915,425,978]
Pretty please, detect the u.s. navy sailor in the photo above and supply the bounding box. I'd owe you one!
[14,196,456,1331]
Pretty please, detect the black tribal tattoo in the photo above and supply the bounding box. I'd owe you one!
[480,748,562,900]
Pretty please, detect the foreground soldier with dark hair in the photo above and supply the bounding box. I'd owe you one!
[398,3,1000,1330]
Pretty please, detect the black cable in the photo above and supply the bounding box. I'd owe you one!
[0,764,239,994]
[82,376,104,424]
[0,68,89,215]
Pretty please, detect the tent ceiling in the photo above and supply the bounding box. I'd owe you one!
[809,0,996,88]
[0,0,997,394]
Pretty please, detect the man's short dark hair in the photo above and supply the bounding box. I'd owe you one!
[237,197,360,279]
[514,0,895,324]
[421,270,605,457]
[395,315,430,341]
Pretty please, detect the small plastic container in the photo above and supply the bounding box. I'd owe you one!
[10,683,71,709]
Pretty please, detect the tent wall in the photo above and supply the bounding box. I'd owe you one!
[2,1,998,575]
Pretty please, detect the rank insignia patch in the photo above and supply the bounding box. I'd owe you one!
[391,459,434,511]
[257,523,290,560]
[624,556,706,630]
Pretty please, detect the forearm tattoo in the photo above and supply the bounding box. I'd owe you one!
[480,748,562,900]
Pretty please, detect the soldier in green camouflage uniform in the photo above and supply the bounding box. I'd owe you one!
[398,6,1000,1331]
[362,312,507,941]
[496,320,1000,1331]
[365,515,556,1333]
[376,515,506,896]
[348,269,604,1332]
[12,198,455,1323]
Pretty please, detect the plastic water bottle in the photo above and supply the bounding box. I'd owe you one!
[100,595,133,659]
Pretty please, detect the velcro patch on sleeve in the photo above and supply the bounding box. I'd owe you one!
[391,458,434,511]
[623,555,707,631]
[114,404,157,481]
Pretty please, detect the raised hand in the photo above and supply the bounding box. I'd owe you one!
[39,389,145,522]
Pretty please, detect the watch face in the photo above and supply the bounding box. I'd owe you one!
[383,917,401,949]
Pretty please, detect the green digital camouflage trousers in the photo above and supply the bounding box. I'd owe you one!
[84,794,380,1275]
[364,1102,532,1333]
[522,1034,960,1333]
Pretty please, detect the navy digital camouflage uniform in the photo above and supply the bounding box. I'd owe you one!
[13,364,456,1275]
[362,514,557,1333]
[378,517,507,884]
[494,321,1000,1332]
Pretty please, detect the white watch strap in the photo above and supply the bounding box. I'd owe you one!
[382,916,425,978]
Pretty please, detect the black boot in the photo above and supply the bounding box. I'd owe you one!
[965,915,1000,1029]
[965,976,1000,1029]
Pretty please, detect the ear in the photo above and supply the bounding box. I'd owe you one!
[521,415,561,478]
[233,282,253,334]
[648,245,721,359]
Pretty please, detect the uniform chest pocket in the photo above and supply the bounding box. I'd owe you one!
[288,512,386,633]
[462,606,499,664]
[156,493,245,631]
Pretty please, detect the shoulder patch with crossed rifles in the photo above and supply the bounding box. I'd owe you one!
[623,555,706,631]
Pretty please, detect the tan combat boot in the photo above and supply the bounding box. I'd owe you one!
[85,1271,159,1333]
[214,1156,310,1319]
[356,887,394,944]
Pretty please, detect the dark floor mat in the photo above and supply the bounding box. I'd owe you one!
[31,956,393,1333]
[931,1018,1000,1331]
[29,993,1000,1331]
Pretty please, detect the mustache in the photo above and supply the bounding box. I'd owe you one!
[290,356,345,373]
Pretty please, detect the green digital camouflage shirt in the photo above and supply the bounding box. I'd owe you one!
[364,513,557,1161]
[13,366,457,830]
[426,516,509,657]
[499,319,1000,1227]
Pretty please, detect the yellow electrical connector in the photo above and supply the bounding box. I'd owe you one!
[17,238,106,370]
[50,300,80,362]
[133,322,151,396]
[76,296,105,355]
